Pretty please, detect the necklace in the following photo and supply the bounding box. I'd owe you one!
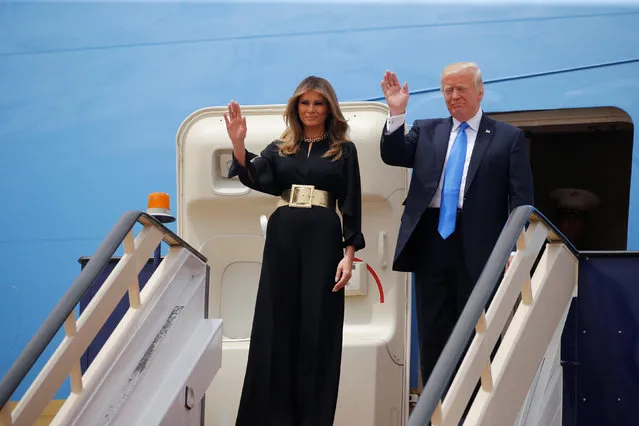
[302,133,328,143]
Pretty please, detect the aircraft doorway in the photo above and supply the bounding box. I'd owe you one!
[490,107,634,251]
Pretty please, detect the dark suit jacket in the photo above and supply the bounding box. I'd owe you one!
[380,114,534,282]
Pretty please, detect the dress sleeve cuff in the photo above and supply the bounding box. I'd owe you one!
[343,232,365,251]
[227,150,257,178]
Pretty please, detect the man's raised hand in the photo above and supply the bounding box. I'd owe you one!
[381,71,409,116]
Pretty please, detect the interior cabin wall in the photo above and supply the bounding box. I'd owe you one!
[529,126,633,250]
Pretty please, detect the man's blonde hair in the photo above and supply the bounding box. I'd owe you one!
[440,62,483,90]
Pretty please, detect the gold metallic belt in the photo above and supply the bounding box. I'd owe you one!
[277,184,335,209]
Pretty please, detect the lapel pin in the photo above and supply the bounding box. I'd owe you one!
[485,129,491,133]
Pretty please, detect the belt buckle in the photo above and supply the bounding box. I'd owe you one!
[289,184,314,208]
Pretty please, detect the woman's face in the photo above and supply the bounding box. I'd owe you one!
[298,90,329,130]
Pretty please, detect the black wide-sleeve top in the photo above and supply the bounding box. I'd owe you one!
[228,139,365,251]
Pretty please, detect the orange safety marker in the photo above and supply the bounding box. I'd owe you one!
[147,192,175,224]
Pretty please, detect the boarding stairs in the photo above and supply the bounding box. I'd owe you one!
[0,212,222,426]
[405,205,579,426]
[408,204,639,426]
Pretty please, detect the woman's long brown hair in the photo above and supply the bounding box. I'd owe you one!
[278,76,350,160]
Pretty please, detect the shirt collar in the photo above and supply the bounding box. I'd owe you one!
[452,108,483,132]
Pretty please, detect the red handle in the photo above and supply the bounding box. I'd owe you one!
[353,257,384,304]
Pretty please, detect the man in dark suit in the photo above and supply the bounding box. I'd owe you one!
[379,62,534,387]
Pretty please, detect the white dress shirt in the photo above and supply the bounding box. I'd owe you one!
[386,109,483,208]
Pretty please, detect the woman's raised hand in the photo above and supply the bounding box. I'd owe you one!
[224,101,247,149]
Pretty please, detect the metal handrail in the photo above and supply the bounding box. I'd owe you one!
[0,211,206,410]
[407,205,578,425]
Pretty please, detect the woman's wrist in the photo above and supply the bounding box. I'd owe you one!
[344,245,355,260]
[233,145,246,167]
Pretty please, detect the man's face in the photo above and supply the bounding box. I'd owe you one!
[442,70,484,122]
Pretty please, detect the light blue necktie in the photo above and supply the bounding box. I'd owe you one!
[438,122,469,239]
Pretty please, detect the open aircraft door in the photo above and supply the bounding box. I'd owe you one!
[176,101,411,425]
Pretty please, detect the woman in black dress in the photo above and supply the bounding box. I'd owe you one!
[226,76,365,426]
